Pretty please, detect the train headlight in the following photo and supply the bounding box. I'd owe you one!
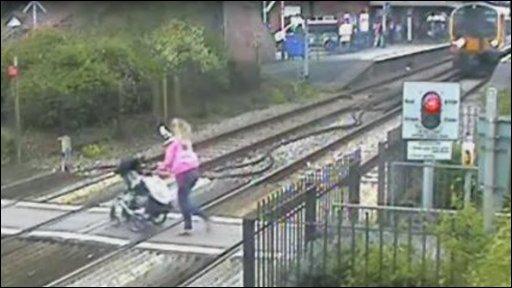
[490,39,499,48]
[453,38,466,49]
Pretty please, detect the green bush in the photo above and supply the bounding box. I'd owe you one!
[288,242,439,287]
[269,88,288,104]
[287,207,510,287]
[348,245,438,287]
[295,82,319,100]
[81,143,107,159]
[1,29,124,129]
[469,217,511,287]
[1,129,15,165]
[499,89,511,116]
[433,206,489,286]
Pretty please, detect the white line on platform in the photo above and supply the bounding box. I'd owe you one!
[209,216,243,225]
[501,53,511,62]
[27,230,129,246]
[136,242,225,255]
[20,229,229,255]
[15,201,81,211]
[373,43,450,62]
[1,199,13,207]
[86,207,242,225]
[88,206,112,213]
[1,227,23,235]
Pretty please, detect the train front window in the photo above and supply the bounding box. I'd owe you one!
[454,6,498,38]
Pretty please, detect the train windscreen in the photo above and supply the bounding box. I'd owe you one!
[453,5,498,38]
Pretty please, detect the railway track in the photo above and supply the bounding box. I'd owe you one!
[22,64,466,287]
[1,55,453,207]
[1,56,455,219]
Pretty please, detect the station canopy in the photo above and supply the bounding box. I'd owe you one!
[369,1,468,8]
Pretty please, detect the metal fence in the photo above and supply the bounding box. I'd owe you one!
[388,161,478,209]
[240,136,473,286]
[242,149,361,287]
[242,183,454,287]
[240,128,410,287]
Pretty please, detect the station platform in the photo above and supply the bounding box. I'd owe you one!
[261,43,449,91]
[489,54,511,91]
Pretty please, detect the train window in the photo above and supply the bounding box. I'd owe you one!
[507,19,511,35]
[453,6,498,38]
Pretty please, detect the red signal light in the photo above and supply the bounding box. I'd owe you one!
[422,92,442,115]
[7,65,19,78]
[421,92,442,129]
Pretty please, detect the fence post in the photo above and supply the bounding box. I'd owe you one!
[349,157,361,205]
[463,170,472,208]
[243,218,256,287]
[349,155,361,220]
[305,185,317,243]
[378,141,386,206]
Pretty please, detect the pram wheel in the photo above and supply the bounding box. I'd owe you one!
[151,213,167,225]
[130,214,149,232]
[110,206,122,227]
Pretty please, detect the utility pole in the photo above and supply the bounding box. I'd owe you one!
[263,1,267,24]
[407,8,413,42]
[483,87,498,232]
[11,56,22,164]
[280,1,285,60]
[382,2,390,47]
[422,161,434,209]
[162,74,168,122]
[303,18,309,80]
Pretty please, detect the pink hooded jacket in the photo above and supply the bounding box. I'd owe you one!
[157,139,199,176]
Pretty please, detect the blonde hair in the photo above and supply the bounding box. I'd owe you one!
[170,118,193,147]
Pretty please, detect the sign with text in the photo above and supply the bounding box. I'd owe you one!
[407,140,453,160]
[403,82,460,140]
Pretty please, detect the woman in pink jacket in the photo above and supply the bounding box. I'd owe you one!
[157,118,209,235]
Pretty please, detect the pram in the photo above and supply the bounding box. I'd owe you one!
[110,157,178,232]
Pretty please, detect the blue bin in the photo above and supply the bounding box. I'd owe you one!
[284,33,305,58]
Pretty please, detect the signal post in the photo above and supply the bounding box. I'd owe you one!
[402,82,461,209]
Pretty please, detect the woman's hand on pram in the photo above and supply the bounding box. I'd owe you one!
[155,169,172,179]
[139,163,157,176]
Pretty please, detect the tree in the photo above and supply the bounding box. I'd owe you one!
[147,20,224,119]
[1,28,150,130]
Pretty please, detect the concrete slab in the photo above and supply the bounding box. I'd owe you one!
[150,220,242,249]
[43,209,107,233]
[1,205,68,231]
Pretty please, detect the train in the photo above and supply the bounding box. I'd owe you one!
[449,2,511,75]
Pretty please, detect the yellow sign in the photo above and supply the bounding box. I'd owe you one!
[462,142,475,166]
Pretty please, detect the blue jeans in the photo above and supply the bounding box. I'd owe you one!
[176,168,207,230]
[358,32,371,49]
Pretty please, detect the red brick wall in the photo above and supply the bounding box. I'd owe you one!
[312,1,369,16]
[224,1,276,64]
[267,1,370,33]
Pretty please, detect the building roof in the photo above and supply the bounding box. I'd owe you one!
[369,1,468,7]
